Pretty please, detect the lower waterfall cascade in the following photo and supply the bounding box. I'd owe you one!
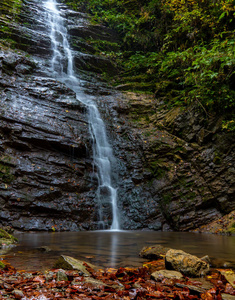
[44,0,120,230]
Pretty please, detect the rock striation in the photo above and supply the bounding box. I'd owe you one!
[0,49,97,231]
[109,92,235,231]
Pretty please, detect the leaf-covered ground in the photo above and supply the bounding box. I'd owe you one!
[0,259,234,299]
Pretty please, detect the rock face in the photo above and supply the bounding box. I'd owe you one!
[108,92,235,230]
[0,0,111,231]
[0,49,97,231]
[0,0,234,232]
[165,249,210,277]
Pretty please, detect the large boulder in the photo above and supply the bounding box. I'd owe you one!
[165,249,210,277]
[139,245,170,260]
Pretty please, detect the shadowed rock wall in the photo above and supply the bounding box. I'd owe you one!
[107,92,235,231]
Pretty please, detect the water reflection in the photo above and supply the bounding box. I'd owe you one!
[6,231,235,271]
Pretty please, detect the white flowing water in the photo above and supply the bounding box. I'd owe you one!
[44,0,119,230]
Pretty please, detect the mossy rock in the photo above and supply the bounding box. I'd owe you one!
[227,222,235,235]
[0,228,17,242]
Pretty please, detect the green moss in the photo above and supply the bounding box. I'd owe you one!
[1,0,22,15]
[0,38,17,48]
[0,261,5,269]
[159,193,172,223]
[162,193,171,205]
[148,159,167,179]
[0,163,15,183]
[87,39,120,53]
[0,229,17,241]
[213,152,222,165]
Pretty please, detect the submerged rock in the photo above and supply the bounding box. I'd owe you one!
[139,245,170,259]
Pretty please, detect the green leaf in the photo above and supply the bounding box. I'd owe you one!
[219,12,226,20]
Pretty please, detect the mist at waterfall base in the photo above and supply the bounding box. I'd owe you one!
[44,0,119,230]
[6,231,235,271]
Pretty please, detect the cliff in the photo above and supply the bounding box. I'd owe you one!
[0,0,234,232]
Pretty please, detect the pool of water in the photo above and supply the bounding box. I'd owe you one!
[5,231,235,271]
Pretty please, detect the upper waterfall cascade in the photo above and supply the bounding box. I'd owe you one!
[44,0,120,230]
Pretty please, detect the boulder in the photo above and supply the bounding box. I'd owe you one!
[54,255,98,276]
[218,269,235,288]
[165,249,210,277]
[140,245,170,259]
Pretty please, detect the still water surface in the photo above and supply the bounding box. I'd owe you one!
[6,231,235,271]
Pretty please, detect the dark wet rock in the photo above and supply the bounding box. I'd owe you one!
[107,89,235,231]
[68,24,119,43]
[139,245,170,260]
[0,48,98,231]
[36,246,52,252]
[0,17,51,56]
[73,52,118,75]
[165,249,210,277]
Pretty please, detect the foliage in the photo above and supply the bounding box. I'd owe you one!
[0,262,5,269]
[61,0,235,128]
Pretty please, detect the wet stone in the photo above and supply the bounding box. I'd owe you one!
[165,249,210,277]
[56,269,68,281]
[151,270,183,281]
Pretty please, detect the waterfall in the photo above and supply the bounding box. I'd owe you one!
[44,0,119,230]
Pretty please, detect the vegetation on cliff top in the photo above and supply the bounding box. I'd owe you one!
[63,0,235,131]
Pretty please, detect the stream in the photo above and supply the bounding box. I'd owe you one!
[6,231,235,271]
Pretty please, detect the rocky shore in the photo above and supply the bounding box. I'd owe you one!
[0,245,235,299]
